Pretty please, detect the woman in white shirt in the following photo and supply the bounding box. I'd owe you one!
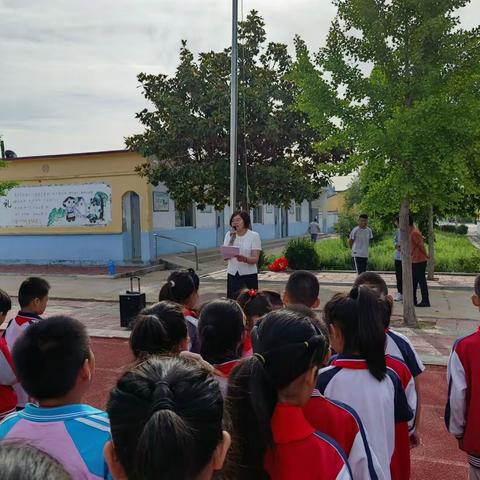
[224,211,262,299]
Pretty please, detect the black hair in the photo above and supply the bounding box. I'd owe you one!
[359,214,368,220]
[0,443,71,480]
[475,275,480,297]
[226,309,329,480]
[130,302,188,359]
[409,214,414,226]
[12,315,90,400]
[198,299,245,365]
[0,288,12,315]
[229,211,251,229]
[262,290,283,309]
[107,356,224,480]
[354,272,388,296]
[285,270,320,307]
[18,277,50,309]
[158,269,199,305]
[353,272,392,328]
[236,290,272,331]
[323,286,386,381]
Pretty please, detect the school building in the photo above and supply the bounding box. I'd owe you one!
[0,150,315,265]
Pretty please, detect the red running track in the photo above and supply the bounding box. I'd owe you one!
[88,338,469,480]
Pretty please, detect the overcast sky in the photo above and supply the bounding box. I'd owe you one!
[1,0,478,157]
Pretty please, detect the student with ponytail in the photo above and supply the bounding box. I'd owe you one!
[104,356,231,480]
[130,301,188,360]
[226,308,352,480]
[236,289,272,356]
[318,286,413,480]
[158,269,201,352]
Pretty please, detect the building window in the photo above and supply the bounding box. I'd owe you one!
[295,204,302,222]
[175,203,195,227]
[252,205,264,224]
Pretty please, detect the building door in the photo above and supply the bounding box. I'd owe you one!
[274,207,281,239]
[216,211,225,246]
[122,192,142,262]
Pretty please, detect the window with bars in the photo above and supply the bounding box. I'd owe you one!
[252,205,264,224]
[175,203,195,227]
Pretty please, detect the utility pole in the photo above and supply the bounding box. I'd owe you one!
[229,0,238,212]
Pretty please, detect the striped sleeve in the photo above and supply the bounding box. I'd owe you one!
[387,330,425,377]
[327,398,384,480]
[445,345,467,437]
[314,432,353,480]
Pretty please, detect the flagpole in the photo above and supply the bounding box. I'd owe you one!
[229,0,238,211]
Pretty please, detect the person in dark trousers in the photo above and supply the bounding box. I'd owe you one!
[393,216,403,302]
[308,217,321,242]
[223,211,262,300]
[349,214,373,274]
[410,216,430,307]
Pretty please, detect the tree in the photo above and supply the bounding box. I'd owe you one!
[0,136,16,197]
[292,0,480,326]
[126,11,343,212]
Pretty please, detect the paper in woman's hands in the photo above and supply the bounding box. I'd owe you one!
[220,245,240,259]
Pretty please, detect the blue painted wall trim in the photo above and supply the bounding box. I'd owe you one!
[0,234,125,265]
[252,223,276,241]
[288,222,309,237]
[152,227,217,256]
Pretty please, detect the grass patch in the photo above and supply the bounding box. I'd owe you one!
[315,231,480,272]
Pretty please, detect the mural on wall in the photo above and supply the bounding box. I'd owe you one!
[0,183,112,227]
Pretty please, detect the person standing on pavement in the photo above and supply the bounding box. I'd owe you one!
[224,211,262,300]
[393,216,403,302]
[410,215,430,307]
[308,217,321,242]
[349,214,373,274]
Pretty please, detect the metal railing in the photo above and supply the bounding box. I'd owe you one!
[153,234,199,271]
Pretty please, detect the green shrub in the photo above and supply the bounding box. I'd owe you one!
[440,224,456,233]
[456,224,468,235]
[315,231,480,273]
[259,251,277,270]
[284,238,321,270]
[334,212,358,245]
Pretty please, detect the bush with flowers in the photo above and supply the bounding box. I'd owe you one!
[267,257,289,272]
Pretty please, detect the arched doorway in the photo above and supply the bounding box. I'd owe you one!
[122,192,141,262]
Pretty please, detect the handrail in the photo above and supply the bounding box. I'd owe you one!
[153,234,199,271]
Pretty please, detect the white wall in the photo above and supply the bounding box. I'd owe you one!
[151,184,216,230]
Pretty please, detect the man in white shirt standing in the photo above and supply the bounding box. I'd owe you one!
[349,214,373,274]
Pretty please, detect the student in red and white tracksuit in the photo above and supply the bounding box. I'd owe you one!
[446,327,480,478]
[385,355,417,480]
[227,308,352,479]
[265,402,352,480]
[353,271,425,452]
[0,288,17,418]
[304,390,385,479]
[320,287,414,480]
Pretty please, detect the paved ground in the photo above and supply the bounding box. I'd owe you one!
[87,338,469,480]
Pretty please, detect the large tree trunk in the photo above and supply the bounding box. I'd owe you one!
[400,198,418,327]
[427,204,435,280]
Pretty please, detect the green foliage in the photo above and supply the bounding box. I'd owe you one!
[316,232,480,272]
[334,212,358,244]
[284,237,321,270]
[126,11,341,211]
[258,251,277,270]
[292,0,480,219]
